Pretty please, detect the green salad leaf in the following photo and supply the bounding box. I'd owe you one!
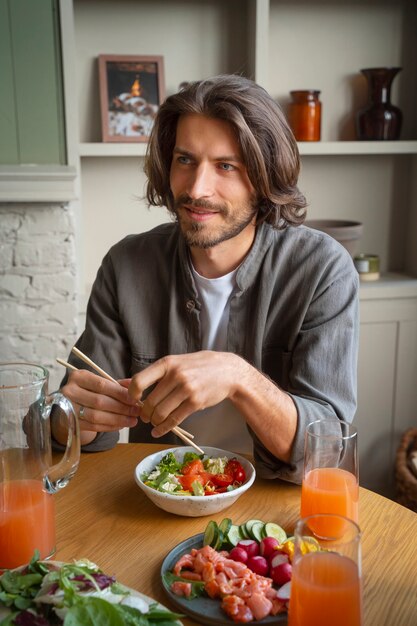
[0,555,183,626]
[157,453,181,474]
[64,596,182,626]
[162,572,205,601]
[0,550,48,611]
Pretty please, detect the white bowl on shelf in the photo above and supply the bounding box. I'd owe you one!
[134,446,255,517]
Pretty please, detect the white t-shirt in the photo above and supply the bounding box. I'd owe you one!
[183,266,253,455]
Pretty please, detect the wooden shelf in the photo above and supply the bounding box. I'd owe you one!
[359,273,417,300]
[299,141,417,156]
[79,141,417,159]
[79,143,148,158]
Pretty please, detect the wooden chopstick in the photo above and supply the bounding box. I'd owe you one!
[56,357,78,372]
[57,352,203,453]
[72,347,118,384]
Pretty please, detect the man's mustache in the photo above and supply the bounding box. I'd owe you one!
[174,194,228,215]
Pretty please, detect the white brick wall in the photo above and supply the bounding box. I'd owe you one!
[0,203,78,391]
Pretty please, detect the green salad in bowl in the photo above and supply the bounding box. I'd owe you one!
[134,447,256,517]
[142,450,247,496]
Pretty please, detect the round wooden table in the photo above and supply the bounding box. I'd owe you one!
[54,443,417,625]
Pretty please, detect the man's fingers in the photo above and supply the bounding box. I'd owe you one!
[61,369,142,433]
[150,400,195,437]
[143,384,190,428]
[66,370,139,407]
[128,358,169,402]
[77,405,138,432]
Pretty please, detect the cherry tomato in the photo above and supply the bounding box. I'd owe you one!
[211,473,234,488]
[233,467,246,483]
[225,459,246,483]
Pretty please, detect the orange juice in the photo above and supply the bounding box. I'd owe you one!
[288,551,362,626]
[301,467,358,535]
[0,479,55,569]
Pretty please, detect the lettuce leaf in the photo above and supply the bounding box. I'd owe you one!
[162,572,205,601]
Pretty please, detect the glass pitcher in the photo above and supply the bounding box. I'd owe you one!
[0,363,80,569]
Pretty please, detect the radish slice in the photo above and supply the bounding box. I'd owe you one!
[236,539,259,558]
[277,581,291,601]
[270,562,292,586]
[270,553,289,569]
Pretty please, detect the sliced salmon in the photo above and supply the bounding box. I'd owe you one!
[170,544,283,622]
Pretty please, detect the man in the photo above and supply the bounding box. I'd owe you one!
[56,75,359,483]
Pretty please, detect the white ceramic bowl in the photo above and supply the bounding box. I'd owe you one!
[134,446,256,517]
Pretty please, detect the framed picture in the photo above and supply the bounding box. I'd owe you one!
[98,54,165,142]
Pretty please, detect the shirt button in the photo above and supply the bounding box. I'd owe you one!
[186,299,195,311]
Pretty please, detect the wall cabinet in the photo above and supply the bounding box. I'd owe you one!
[357,277,417,496]
[0,0,76,201]
[62,0,417,496]
[0,0,66,165]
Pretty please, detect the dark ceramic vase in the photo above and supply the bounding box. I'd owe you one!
[356,67,402,140]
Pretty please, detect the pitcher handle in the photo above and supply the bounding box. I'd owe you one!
[43,392,80,494]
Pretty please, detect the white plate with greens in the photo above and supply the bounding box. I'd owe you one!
[0,554,183,625]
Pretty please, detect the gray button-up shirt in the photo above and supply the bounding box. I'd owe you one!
[65,221,359,484]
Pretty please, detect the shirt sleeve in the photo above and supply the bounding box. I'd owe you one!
[253,258,360,484]
[54,250,132,454]
[52,430,119,453]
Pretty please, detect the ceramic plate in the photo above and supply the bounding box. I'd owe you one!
[161,534,287,626]
[0,560,183,625]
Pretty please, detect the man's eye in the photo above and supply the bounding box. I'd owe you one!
[219,163,235,171]
[177,155,191,164]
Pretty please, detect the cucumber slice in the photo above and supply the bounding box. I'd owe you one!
[263,522,287,544]
[239,523,250,539]
[245,518,264,537]
[250,521,265,543]
[218,518,232,536]
[213,529,225,551]
[203,520,219,547]
[226,524,242,547]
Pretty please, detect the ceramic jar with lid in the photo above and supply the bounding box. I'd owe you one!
[288,90,322,141]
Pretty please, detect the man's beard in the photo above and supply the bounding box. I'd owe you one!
[173,194,257,249]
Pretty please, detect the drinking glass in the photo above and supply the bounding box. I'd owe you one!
[288,514,363,626]
[0,363,80,569]
[300,419,358,537]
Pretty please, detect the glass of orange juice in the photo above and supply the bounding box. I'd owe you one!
[301,419,358,536]
[288,514,363,626]
[0,363,80,570]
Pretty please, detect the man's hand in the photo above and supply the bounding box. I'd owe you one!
[56,370,141,445]
[128,351,242,437]
[128,350,297,463]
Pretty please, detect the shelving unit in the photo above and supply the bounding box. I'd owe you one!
[62,0,417,496]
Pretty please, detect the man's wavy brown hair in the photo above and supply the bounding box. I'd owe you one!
[145,74,307,229]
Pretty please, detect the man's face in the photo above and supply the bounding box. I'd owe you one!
[169,114,257,249]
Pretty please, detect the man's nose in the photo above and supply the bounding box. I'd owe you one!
[187,163,214,199]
